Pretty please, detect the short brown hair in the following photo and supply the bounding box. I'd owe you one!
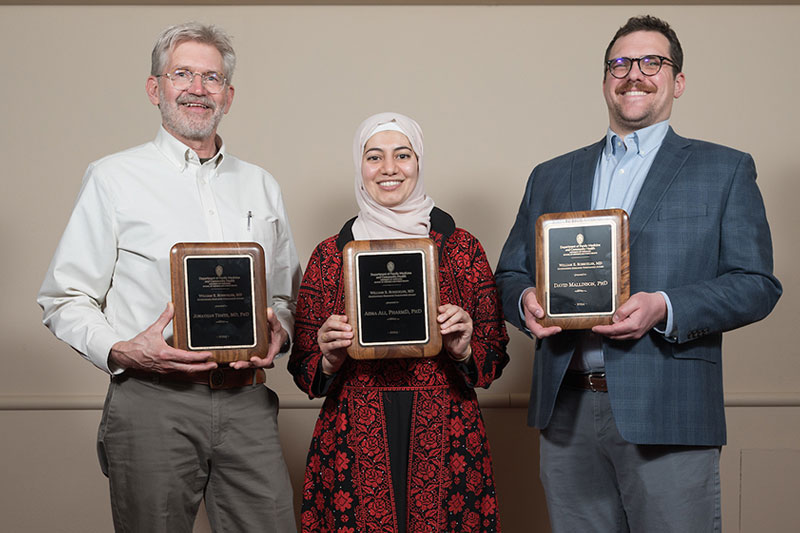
[604,15,683,77]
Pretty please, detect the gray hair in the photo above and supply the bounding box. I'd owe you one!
[150,22,236,82]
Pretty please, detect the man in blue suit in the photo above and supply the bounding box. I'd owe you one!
[496,15,781,532]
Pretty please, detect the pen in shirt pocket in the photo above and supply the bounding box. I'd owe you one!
[247,210,253,231]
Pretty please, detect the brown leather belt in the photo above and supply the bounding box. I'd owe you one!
[124,367,266,390]
[563,371,608,392]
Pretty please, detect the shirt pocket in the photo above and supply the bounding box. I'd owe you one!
[247,215,279,275]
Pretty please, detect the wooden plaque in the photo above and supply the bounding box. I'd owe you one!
[343,238,442,360]
[170,242,269,363]
[535,209,630,329]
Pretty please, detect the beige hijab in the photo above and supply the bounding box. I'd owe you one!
[351,112,435,240]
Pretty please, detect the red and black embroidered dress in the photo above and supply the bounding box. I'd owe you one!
[289,208,509,533]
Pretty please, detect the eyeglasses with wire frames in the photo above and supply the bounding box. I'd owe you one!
[155,69,228,94]
[605,55,679,79]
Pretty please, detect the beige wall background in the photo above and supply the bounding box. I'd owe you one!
[1,4,798,532]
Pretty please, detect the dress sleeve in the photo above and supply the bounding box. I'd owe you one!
[446,232,510,389]
[288,243,332,397]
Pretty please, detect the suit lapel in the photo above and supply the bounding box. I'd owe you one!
[570,140,604,211]
[628,127,692,246]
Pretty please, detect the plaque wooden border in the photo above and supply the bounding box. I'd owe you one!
[170,242,269,363]
[535,209,630,329]
[343,238,442,360]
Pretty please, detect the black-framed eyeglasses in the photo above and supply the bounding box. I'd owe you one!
[605,55,678,79]
[156,69,227,94]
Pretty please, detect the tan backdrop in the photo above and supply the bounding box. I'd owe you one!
[1,4,798,532]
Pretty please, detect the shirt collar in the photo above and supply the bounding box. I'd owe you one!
[153,126,226,171]
[604,120,670,158]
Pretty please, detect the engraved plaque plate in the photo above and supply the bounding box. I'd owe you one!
[170,242,268,363]
[343,238,441,359]
[535,209,630,329]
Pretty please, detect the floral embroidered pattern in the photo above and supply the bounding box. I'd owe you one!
[289,221,509,533]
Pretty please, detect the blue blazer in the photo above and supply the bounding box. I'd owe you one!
[496,128,782,446]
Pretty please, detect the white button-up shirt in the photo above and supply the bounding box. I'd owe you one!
[38,127,301,373]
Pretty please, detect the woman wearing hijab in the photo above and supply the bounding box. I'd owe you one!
[289,112,509,532]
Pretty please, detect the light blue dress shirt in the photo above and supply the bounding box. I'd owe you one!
[571,120,675,371]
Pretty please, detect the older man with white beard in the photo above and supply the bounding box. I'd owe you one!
[38,23,300,532]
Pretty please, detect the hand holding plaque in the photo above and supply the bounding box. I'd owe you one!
[170,242,269,363]
[343,238,442,359]
[535,209,630,329]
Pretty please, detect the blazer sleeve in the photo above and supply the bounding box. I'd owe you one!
[495,169,538,334]
[664,152,782,343]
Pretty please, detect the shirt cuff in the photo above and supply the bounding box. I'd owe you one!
[654,291,677,342]
[91,330,126,375]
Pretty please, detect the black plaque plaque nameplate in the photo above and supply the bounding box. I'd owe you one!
[184,255,256,350]
[547,224,614,316]
[356,250,428,345]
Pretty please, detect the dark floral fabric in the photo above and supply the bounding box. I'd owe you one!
[289,225,509,533]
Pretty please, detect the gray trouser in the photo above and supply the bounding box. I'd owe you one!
[540,386,721,533]
[97,374,296,533]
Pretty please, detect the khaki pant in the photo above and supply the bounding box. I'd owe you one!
[97,374,296,533]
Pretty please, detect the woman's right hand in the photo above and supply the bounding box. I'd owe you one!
[317,314,353,375]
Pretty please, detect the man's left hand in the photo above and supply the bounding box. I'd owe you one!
[229,308,288,369]
[592,292,667,340]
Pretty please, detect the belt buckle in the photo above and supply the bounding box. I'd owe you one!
[209,369,225,389]
[587,372,605,392]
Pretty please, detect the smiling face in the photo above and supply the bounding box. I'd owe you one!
[146,40,234,155]
[602,30,685,137]
[361,130,419,208]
